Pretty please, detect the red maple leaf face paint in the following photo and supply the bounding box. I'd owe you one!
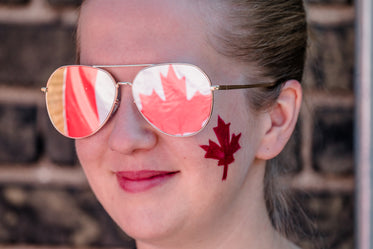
[137,64,212,136]
[200,116,242,181]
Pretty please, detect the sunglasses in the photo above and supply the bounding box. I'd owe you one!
[42,63,275,138]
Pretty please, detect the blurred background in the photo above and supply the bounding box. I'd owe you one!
[0,0,354,248]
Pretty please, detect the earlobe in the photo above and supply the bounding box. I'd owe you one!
[255,80,302,160]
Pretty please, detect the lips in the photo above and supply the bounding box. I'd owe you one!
[115,170,179,193]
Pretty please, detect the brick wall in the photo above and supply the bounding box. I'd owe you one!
[0,0,355,249]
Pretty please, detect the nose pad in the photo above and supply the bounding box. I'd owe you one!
[111,90,122,117]
[108,82,129,119]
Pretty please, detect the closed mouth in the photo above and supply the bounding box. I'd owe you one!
[115,170,179,193]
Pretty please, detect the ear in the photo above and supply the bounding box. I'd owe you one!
[255,80,302,160]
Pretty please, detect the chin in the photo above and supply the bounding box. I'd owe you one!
[117,219,179,245]
[109,205,186,244]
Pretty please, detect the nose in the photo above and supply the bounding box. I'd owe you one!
[107,85,157,154]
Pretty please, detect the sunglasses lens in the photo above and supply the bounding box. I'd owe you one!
[45,66,117,138]
[132,64,213,136]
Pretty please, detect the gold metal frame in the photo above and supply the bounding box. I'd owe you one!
[42,63,276,93]
[41,63,277,138]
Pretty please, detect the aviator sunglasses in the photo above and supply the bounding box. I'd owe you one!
[42,63,276,138]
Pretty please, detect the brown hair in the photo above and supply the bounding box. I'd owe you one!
[204,0,308,239]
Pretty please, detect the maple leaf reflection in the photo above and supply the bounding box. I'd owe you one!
[200,116,242,180]
[139,65,212,135]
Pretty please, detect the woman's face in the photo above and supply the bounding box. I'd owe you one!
[77,0,268,244]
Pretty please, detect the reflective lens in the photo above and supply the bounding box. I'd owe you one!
[133,64,213,136]
[45,64,213,138]
[45,66,117,138]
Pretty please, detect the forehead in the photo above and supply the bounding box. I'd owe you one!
[78,0,210,65]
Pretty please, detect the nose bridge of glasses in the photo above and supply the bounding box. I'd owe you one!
[117,81,133,87]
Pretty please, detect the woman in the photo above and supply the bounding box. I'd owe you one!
[43,0,307,248]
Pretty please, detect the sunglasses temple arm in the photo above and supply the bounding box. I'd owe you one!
[211,82,277,91]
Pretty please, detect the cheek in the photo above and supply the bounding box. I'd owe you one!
[200,115,242,181]
[75,140,93,182]
[75,128,109,163]
[75,138,103,174]
[75,139,91,165]
[75,138,111,201]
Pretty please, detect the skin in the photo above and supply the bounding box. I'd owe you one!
[76,1,302,249]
